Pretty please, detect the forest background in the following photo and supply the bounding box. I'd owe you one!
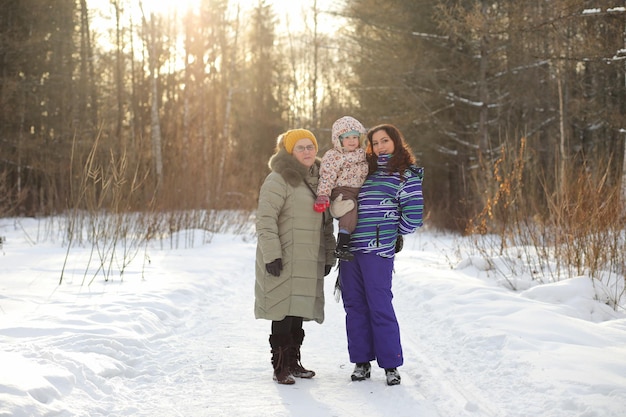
[1,0,625,306]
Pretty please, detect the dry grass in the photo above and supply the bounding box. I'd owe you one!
[467,139,626,311]
[58,133,254,285]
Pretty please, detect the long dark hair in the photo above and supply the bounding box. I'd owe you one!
[366,124,416,176]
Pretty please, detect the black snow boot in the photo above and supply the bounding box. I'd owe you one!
[269,334,295,385]
[289,328,315,378]
[351,362,371,381]
[334,233,354,261]
[385,368,401,386]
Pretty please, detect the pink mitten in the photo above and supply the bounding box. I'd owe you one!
[314,195,330,213]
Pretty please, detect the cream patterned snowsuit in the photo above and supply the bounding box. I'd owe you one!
[317,116,369,233]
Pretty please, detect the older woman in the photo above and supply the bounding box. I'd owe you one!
[255,129,336,385]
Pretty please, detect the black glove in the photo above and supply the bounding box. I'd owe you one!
[324,265,332,276]
[265,258,283,277]
[395,235,403,253]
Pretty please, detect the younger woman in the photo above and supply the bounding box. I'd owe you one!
[338,124,424,386]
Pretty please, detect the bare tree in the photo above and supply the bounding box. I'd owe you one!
[139,4,164,191]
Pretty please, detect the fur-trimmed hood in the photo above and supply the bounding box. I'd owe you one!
[268,149,322,187]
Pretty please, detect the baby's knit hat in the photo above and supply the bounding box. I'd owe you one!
[283,129,318,154]
[340,130,361,139]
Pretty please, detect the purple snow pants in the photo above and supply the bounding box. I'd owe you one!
[339,252,403,369]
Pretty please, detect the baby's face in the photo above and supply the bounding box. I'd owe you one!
[342,134,360,151]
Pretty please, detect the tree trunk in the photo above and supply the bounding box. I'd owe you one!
[114,0,124,144]
[621,7,626,202]
[478,0,489,153]
[140,8,163,191]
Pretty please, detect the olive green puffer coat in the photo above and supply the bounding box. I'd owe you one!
[255,149,336,324]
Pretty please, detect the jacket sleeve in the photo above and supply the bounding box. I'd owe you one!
[316,150,341,197]
[256,174,287,263]
[398,167,424,235]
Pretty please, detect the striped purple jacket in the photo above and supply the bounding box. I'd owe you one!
[350,154,424,258]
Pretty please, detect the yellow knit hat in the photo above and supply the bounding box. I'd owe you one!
[283,129,318,154]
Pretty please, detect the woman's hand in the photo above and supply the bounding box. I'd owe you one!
[395,235,403,253]
[265,258,283,276]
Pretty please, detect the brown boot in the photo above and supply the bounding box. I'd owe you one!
[289,329,315,378]
[269,334,295,385]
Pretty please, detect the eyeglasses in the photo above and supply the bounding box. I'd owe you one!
[293,145,316,153]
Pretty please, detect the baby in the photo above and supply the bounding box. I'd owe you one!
[314,116,368,261]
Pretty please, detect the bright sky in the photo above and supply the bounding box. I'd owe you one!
[89,0,344,75]
[90,0,342,33]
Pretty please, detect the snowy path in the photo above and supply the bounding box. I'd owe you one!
[1,223,625,417]
[128,236,443,417]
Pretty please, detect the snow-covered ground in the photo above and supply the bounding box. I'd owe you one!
[1,217,625,417]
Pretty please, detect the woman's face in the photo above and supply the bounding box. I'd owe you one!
[371,129,395,156]
[292,138,317,167]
